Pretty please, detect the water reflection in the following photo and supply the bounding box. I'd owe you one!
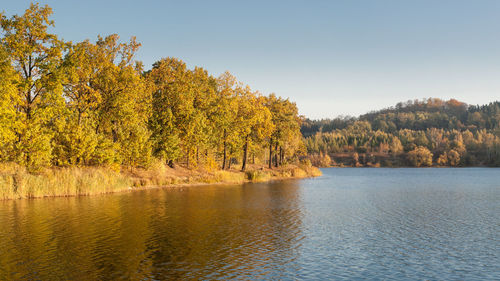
[0,168,498,280]
[0,181,304,280]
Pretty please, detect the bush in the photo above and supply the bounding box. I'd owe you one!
[308,153,331,167]
[245,170,271,182]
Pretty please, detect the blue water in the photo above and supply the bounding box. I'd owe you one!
[297,168,499,280]
[0,168,498,280]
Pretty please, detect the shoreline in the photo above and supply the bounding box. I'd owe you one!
[0,163,322,200]
[320,165,497,168]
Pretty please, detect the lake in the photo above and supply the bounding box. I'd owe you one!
[0,168,498,280]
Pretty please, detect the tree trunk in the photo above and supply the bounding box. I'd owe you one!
[280,146,284,166]
[26,103,32,121]
[274,143,279,167]
[269,138,273,169]
[279,146,282,166]
[241,135,249,171]
[222,130,227,170]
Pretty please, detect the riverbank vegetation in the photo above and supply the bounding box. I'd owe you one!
[0,3,319,199]
[0,162,320,200]
[303,98,500,167]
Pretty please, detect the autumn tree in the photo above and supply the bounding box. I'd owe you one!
[54,40,101,166]
[1,3,66,168]
[236,88,273,171]
[190,66,218,165]
[215,71,239,169]
[148,58,218,168]
[90,35,151,166]
[266,94,303,168]
[437,152,448,166]
[55,35,151,167]
[407,146,433,167]
[447,149,460,166]
[0,45,19,161]
[147,58,188,167]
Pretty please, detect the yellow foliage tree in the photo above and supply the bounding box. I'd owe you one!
[1,3,65,169]
[407,146,433,167]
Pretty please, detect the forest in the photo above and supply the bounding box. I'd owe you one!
[303,98,500,167]
[0,3,305,173]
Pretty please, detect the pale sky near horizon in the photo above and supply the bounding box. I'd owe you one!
[3,0,500,119]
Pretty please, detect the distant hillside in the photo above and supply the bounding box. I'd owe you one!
[303,98,500,167]
[302,98,500,136]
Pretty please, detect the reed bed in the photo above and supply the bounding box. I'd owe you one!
[0,163,130,199]
[0,162,321,200]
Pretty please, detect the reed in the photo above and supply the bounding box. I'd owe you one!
[0,162,321,200]
[245,170,272,182]
[0,163,131,199]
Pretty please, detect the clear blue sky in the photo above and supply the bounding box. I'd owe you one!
[3,0,500,119]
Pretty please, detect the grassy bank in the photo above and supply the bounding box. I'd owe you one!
[0,163,321,200]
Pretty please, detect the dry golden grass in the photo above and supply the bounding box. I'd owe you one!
[0,162,321,200]
[0,163,131,199]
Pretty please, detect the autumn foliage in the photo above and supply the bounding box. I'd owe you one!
[304,98,500,167]
[0,3,304,172]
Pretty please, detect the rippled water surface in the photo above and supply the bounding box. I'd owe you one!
[0,168,499,280]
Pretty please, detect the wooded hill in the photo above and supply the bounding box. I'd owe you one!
[0,3,304,172]
[303,99,500,167]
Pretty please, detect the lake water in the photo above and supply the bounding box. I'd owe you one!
[0,168,498,280]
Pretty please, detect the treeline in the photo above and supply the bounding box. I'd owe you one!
[302,98,500,136]
[304,98,500,167]
[0,3,304,172]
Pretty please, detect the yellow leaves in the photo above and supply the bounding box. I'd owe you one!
[1,0,64,126]
[0,50,19,161]
[0,3,309,170]
[407,146,433,167]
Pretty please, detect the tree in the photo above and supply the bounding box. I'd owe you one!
[1,2,66,168]
[407,146,433,167]
[215,71,239,169]
[266,94,303,168]
[0,45,19,161]
[54,40,101,166]
[437,152,448,166]
[185,66,217,167]
[147,58,189,167]
[389,136,403,155]
[447,149,460,166]
[236,88,273,171]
